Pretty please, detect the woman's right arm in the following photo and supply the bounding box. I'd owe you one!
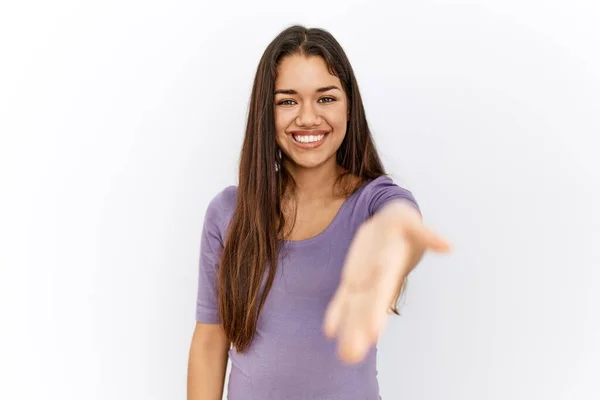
[189,188,232,399]
[187,322,230,400]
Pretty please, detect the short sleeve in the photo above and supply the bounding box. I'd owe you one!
[367,175,421,217]
[195,191,227,324]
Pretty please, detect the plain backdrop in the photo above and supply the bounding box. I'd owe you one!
[1,0,599,399]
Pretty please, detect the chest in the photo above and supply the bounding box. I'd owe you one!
[283,197,346,241]
[258,220,360,322]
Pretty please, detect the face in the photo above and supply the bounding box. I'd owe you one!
[274,54,348,172]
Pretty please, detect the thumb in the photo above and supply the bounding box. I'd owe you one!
[417,225,452,252]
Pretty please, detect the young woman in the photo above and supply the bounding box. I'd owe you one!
[187,25,451,400]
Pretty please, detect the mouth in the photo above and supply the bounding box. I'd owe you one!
[290,130,329,148]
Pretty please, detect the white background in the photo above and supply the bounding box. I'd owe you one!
[1,0,599,399]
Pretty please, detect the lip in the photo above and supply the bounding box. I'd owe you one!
[290,130,329,136]
[289,130,330,149]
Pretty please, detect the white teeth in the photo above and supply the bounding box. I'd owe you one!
[293,134,325,143]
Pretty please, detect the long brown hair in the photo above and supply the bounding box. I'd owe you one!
[218,25,402,352]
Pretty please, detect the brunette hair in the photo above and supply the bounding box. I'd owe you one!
[218,25,404,352]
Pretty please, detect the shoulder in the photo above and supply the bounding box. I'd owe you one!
[207,185,237,214]
[355,175,420,217]
[203,185,238,241]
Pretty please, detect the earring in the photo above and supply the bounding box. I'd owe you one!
[275,147,282,172]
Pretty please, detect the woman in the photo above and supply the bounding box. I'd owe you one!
[187,25,451,400]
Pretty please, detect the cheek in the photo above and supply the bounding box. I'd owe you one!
[274,111,290,135]
[327,107,348,133]
[274,111,290,150]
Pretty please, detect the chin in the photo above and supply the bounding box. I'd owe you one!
[288,153,336,170]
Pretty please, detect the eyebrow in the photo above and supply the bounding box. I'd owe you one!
[274,85,341,95]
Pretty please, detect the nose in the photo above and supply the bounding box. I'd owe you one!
[295,102,321,127]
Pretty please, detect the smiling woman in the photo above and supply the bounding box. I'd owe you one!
[187,24,450,400]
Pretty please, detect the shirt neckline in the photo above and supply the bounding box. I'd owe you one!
[282,179,371,247]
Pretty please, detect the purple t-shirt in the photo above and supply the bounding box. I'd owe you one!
[195,175,419,400]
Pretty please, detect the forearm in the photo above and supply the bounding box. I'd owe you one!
[376,198,425,272]
[187,339,229,400]
[374,199,426,309]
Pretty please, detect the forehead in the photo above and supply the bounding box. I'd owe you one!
[275,54,341,90]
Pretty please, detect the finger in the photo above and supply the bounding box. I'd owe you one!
[337,289,376,364]
[411,224,452,252]
[368,293,388,342]
[372,257,405,335]
[323,285,348,339]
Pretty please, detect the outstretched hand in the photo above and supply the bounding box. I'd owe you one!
[322,200,452,364]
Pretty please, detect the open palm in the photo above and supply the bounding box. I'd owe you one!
[323,201,451,364]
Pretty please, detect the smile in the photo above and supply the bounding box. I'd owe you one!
[290,131,329,149]
[293,133,325,143]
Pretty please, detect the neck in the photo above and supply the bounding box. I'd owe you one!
[283,157,343,201]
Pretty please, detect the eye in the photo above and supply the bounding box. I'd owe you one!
[318,96,336,103]
[277,99,296,106]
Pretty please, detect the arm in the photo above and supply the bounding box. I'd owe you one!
[324,176,451,364]
[187,322,230,400]
[189,189,232,399]
[374,199,426,312]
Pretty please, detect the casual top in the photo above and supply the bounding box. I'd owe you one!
[195,175,419,400]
